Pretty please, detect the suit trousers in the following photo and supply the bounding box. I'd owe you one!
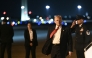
[0,43,12,58]
[51,45,65,58]
[25,46,36,58]
[76,49,85,58]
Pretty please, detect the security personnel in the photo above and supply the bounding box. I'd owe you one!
[70,15,91,58]
[0,19,14,58]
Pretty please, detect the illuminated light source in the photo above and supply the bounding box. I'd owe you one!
[38,22,41,25]
[21,6,25,9]
[50,19,53,22]
[86,12,88,16]
[36,16,39,18]
[15,23,17,26]
[27,17,30,20]
[62,22,64,25]
[46,17,49,20]
[77,5,82,9]
[20,21,22,24]
[84,20,87,23]
[41,20,46,24]
[41,19,44,22]
[12,21,15,25]
[39,17,42,20]
[7,22,10,24]
[1,17,4,20]
[29,11,32,14]
[46,5,50,9]
[87,16,90,19]
[42,21,46,24]
[48,20,52,24]
[63,20,66,22]
[6,17,9,20]
[17,21,20,24]
[33,19,37,22]
[21,1,29,21]
[3,11,6,15]
[64,22,67,26]
[11,21,15,26]
[64,16,67,18]
[41,21,44,24]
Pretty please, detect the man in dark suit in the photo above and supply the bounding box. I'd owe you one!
[70,15,91,58]
[42,15,73,58]
[0,19,14,58]
[24,22,38,58]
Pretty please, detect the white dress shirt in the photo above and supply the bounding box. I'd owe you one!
[52,25,62,44]
[29,29,33,41]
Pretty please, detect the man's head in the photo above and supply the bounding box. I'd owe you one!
[54,15,62,26]
[76,15,84,25]
[27,22,32,29]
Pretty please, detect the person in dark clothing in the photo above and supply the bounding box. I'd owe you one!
[70,15,91,58]
[24,22,38,58]
[42,15,73,58]
[0,19,14,58]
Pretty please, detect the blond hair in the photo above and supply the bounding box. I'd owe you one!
[54,15,62,20]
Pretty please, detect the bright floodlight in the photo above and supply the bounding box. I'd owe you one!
[1,17,4,20]
[77,5,82,9]
[6,17,9,20]
[33,19,37,22]
[46,5,50,9]
[21,6,25,9]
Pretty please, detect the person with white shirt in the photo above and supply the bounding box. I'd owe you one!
[42,15,73,58]
[24,22,38,58]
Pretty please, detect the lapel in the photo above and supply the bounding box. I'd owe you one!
[60,27,64,39]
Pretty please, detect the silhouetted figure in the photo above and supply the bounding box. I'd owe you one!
[0,19,14,58]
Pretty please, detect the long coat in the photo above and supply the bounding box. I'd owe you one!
[42,25,73,56]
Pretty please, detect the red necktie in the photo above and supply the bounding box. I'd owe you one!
[50,26,59,38]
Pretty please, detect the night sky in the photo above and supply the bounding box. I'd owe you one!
[0,0,92,17]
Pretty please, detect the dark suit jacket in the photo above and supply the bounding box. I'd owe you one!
[42,25,73,56]
[24,29,38,47]
[0,24,14,43]
[71,24,91,50]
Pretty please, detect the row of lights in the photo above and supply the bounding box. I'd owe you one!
[4,19,68,26]
[1,17,9,20]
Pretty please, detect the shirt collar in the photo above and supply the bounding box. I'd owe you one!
[55,25,62,29]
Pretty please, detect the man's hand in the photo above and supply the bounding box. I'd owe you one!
[71,20,76,28]
[30,43,33,46]
[68,51,72,57]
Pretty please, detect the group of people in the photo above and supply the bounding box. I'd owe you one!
[42,15,91,58]
[0,15,91,58]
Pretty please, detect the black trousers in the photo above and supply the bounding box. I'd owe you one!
[51,45,65,58]
[76,49,85,58]
[25,46,36,58]
[0,43,12,58]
